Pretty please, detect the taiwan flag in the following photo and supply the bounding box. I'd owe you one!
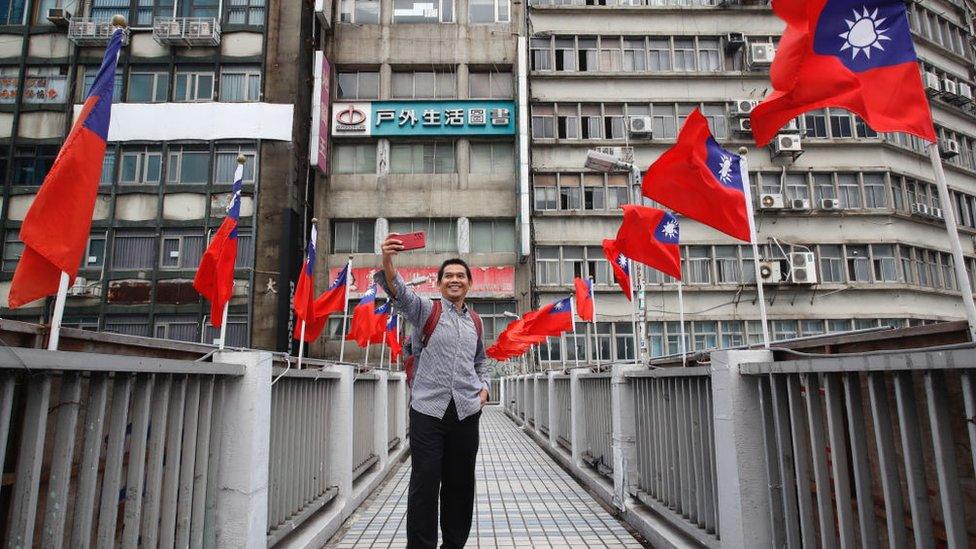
[292,225,318,342]
[312,263,350,325]
[194,160,245,328]
[8,28,125,309]
[346,283,380,347]
[750,0,936,147]
[642,109,751,243]
[522,297,574,338]
[615,206,682,280]
[602,239,633,301]
[574,278,594,322]
[385,315,402,362]
[371,302,392,345]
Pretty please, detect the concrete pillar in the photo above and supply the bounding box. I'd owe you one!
[373,370,389,470]
[533,373,543,434]
[547,371,557,450]
[213,351,272,549]
[611,363,642,511]
[570,369,583,466]
[327,363,357,511]
[711,350,774,548]
[393,373,408,444]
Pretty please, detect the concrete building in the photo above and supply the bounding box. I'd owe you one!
[0,0,311,351]
[527,0,976,365]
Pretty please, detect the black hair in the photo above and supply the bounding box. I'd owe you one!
[438,258,472,282]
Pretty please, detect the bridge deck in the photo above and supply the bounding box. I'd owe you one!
[329,406,645,548]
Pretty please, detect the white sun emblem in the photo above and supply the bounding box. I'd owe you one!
[839,7,891,60]
[616,254,628,269]
[718,154,734,184]
[661,220,679,240]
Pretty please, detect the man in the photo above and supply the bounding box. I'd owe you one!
[375,234,489,549]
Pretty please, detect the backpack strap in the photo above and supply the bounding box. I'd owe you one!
[469,309,483,341]
[420,300,443,347]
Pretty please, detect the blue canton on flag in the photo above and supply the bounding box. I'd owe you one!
[705,137,743,191]
[654,213,680,244]
[330,265,349,290]
[813,0,916,72]
[551,297,572,313]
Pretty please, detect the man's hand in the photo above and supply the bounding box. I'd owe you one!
[381,234,404,297]
[479,388,489,408]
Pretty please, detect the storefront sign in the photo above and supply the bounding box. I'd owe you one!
[328,266,516,297]
[0,76,68,105]
[317,54,331,172]
[332,100,516,137]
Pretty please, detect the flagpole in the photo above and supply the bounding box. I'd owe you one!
[628,259,642,364]
[589,277,600,369]
[927,143,976,340]
[46,272,70,351]
[379,321,388,371]
[738,148,771,348]
[297,321,307,369]
[570,298,581,369]
[677,282,687,367]
[364,342,371,370]
[338,256,353,362]
[218,301,230,350]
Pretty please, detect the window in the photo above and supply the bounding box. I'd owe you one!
[837,173,862,208]
[813,173,836,203]
[337,71,379,100]
[469,72,513,99]
[214,147,256,183]
[554,38,575,71]
[623,38,646,72]
[392,71,455,99]
[647,323,664,358]
[536,247,560,285]
[390,142,455,174]
[112,232,156,270]
[721,321,745,348]
[119,147,163,185]
[666,321,689,355]
[693,321,718,351]
[697,38,721,71]
[829,109,854,138]
[863,173,887,208]
[89,0,130,20]
[100,152,116,185]
[531,38,552,71]
[185,0,219,17]
[803,109,828,138]
[80,68,119,103]
[220,67,261,102]
[599,37,622,72]
[614,323,634,361]
[872,244,898,282]
[83,233,107,269]
[652,104,677,139]
[174,71,214,102]
[0,0,25,24]
[389,219,457,253]
[339,0,379,23]
[332,143,377,174]
[715,246,741,284]
[531,105,555,138]
[559,174,581,210]
[204,315,248,346]
[2,232,22,272]
[533,174,557,211]
[785,174,810,201]
[846,244,870,282]
[235,231,254,268]
[133,0,176,26]
[685,246,712,284]
[226,0,265,25]
[648,39,672,71]
[901,246,916,285]
[160,230,205,269]
[332,221,375,254]
[471,301,517,341]
[167,148,210,184]
[469,0,508,23]
[393,0,453,23]
[154,315,201,343]
[128,70,169,103]
[104,316,151,337]
[470,142,514,174]
[819,245,844,283]
[470,220,515,253]
[577,38,597,72]
[12,145,57,186]
[62,317,100,331]
[672,39,696,71]
[772,320,799,341]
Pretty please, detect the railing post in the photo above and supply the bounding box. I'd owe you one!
[327,364,356,512]
[213,351,272,549]
[711,350,774,548]
[547,371,558,450]
[570,369,583,466]
[373,371,389,470]
[533,373,543,434]
[612,363,642,511]
[394,373,407,445]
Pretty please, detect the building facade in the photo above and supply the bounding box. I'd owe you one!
[0,0,311,351]
[527,0,976,366]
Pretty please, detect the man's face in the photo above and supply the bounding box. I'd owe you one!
[438,264,471,301]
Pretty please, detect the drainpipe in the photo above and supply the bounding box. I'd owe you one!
[516,35,531,260]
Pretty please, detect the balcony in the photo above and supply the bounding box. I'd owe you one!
[152,17,221,47]
[67,18,130,47]
[315,0,333,31]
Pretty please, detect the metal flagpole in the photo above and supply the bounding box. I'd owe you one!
[628,259,642,364]
[379,318,388,370]
[297,321,307,369]
[218,300,230,350]
[364,342,370,369]
[570,298,581,369]
[928,143,976,341]
[738,148,771,348]
[589,277,600,369]
[47,272,70,351]
[338,257,353,362]
[677,282,687,367]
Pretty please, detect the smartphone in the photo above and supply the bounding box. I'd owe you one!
[398,231,426,251]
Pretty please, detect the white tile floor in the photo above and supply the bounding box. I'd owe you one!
[327,406,646,548]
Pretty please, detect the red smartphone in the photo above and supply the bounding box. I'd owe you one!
[397,231,426,251]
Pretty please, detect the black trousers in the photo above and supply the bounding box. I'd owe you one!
[407,400,481,549]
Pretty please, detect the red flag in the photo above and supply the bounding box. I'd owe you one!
[346,283,381,347]
[292,226,317,341]
[294,263,349,341]
[521,297,574,338]
[8,29,124,309]
[642,109,750,243]
[750,0,936,147]
[385,315,402,362]
[615,205,682,280]
[602,239,633,301]
[487,316,546,361]
[574,278,594,322]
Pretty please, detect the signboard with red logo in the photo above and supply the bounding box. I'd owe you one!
[332,100,515,137]
[328,266,516,298]
[317,55,331,172]
[0,76,67,105]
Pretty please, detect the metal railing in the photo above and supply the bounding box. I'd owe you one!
[487,378,501,404]
[0,349,241,549]
[388,378,402,451]
[554,375,572,450]
[537,375,550,435]
[526,375,536,426]
[352,375,378,480]
[579,374,613,477]
[629,368,719,543]
[267,371,340,544]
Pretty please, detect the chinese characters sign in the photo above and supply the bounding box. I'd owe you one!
[0,76,68,105]
[329,266,516,297]
[332,100,516,137]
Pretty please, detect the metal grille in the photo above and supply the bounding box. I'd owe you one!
[267,376,337,543]
[631,372,719,540]
[554,376,572,450]
[538,377,550,435]
[353,377,378,479]
[580,375,612,477]
[0,371,228,548]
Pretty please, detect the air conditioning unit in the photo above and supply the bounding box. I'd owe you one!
[67,277,88,297]
[736,118,752,133]
[749,43,776,66]
[773,133,802,154]
[47,8,71,26]
[820,198,841,210]
[959,82,974,103]
[594,146,634,164]
[790,198,811,210]
[942,77,959,97]
[940,139,960,158]
[924,72,941,96]
[759,260,783,283]
[911,202,930,216]
[790,252,818,284]
[628,116,653,136]
[930,207,944,220]
[759,193,785,210]
[731,99,759,116]
[726,32,746,51]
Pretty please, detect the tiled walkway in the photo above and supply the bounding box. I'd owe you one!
[328,406,646,548]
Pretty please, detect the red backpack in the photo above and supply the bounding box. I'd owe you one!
[404,300,483,387]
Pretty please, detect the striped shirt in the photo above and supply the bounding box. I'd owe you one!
[374,272,488,421]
